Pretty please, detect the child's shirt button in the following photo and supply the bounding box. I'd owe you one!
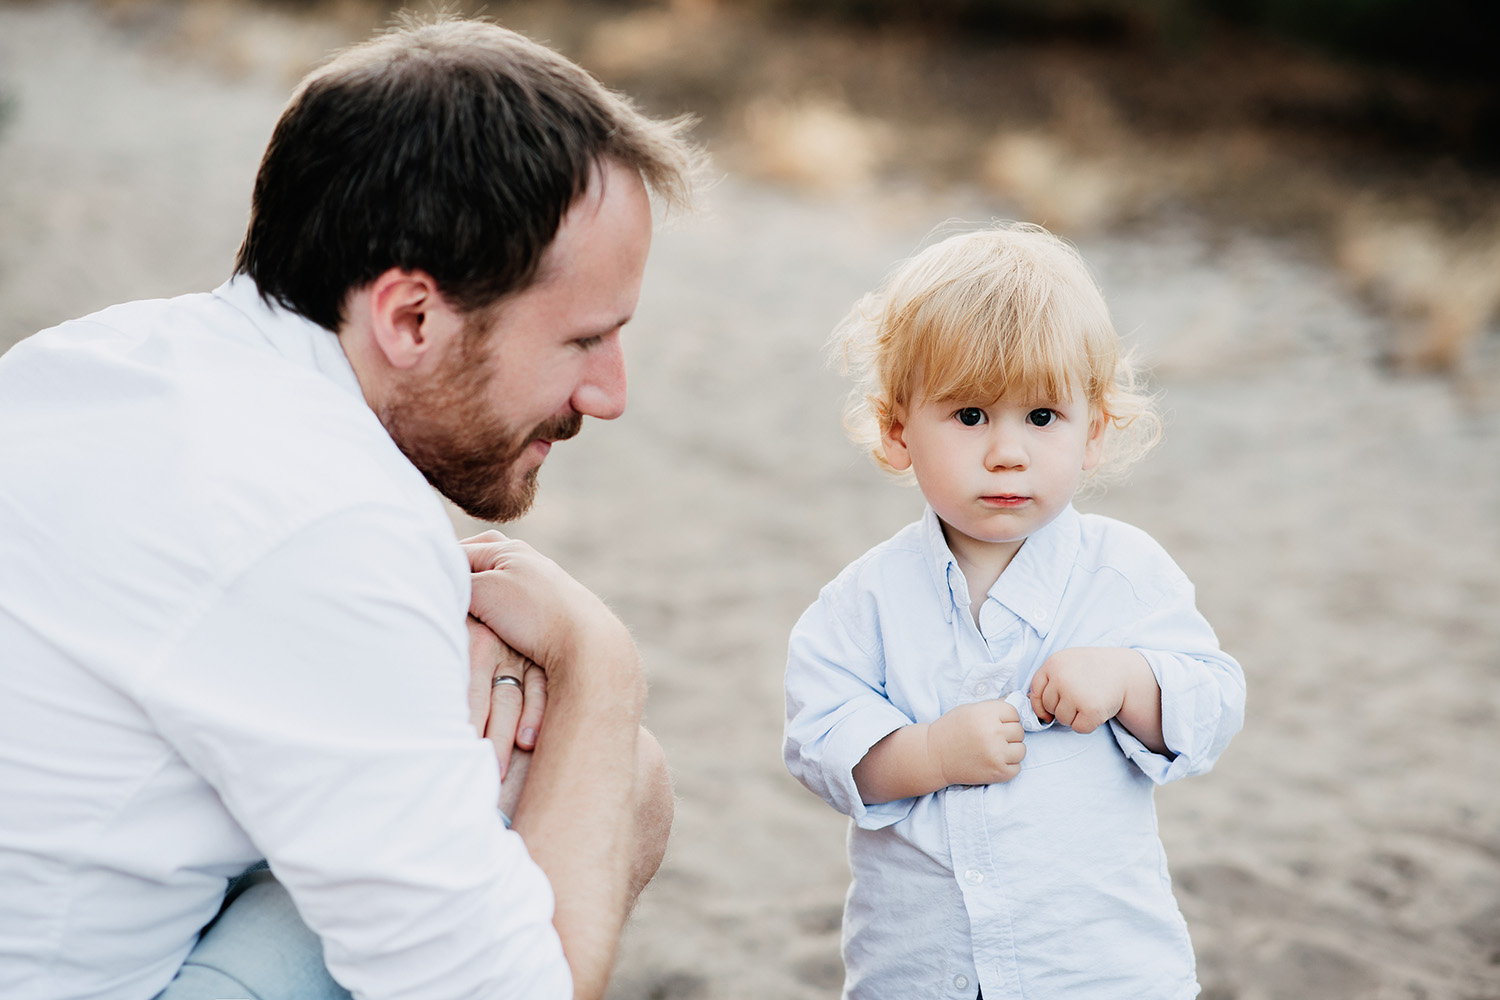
[963,869,983,885]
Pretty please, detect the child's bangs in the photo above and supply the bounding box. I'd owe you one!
[916,304,1091,407]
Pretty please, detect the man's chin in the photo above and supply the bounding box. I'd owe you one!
[444,469,539,524]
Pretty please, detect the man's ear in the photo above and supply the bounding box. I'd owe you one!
[1082,408,1108,471]
[366,268,462,371]
[879,404,914,472]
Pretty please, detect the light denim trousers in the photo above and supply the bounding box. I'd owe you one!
[154,864,351,1000]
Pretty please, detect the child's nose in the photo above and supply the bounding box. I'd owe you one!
[985,426,1028,470]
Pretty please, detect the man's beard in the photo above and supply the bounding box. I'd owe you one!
[380,331,581,523]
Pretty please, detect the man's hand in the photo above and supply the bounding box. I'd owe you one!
[928,699,1027,787]
[465,616,546,781]
[1029,647,1167,753]
[457,530,650,1000]
[461,531,634,693]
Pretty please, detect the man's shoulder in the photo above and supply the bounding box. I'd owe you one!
[0,286,451,599]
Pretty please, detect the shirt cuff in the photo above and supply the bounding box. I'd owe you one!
[1116,648,1211,784]
[821,703,914,830]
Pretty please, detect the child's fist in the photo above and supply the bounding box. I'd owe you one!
[1029,647,1131,734]
[929,699,1027,787]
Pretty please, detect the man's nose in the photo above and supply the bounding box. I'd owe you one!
[570,336,627,420]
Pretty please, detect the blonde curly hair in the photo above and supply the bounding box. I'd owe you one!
[833,222,1160,487]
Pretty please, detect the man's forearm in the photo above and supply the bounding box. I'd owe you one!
[509,631,645,1000]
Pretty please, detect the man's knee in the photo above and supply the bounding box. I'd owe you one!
[631,727,673,897]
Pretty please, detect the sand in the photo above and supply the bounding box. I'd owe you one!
[2,3,1497,998]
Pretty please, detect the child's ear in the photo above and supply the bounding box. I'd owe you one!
[880,405,914,472]
[1082,409,1107,471]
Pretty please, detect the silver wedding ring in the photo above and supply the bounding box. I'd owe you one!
[491,674,523,691]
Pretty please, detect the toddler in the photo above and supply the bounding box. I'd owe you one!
[783,223,1245,999]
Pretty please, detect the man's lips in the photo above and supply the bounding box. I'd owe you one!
[522,411,582,461]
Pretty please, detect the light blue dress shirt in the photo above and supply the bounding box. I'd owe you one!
[784,505,1245,1000]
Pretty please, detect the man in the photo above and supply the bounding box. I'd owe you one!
[0,17,694,1000]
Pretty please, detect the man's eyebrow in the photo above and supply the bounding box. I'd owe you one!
[576,314,634,338]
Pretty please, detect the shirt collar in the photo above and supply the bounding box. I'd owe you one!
[920,504,1082,637]
[211,274,367,404]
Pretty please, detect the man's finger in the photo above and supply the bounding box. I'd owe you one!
[516,664,546,750]
[464,540,517,574]
[465,616,501,734]
[488,671,524,780]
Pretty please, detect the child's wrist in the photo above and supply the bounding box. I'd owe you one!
[921,720,949,787]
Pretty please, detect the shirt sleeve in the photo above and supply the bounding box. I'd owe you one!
[1105,573,1246,785]
[783,585,916,830]
[137,504,572,1000]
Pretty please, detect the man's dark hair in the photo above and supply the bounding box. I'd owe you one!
[235,17,695,331]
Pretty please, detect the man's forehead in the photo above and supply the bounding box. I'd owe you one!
[533,162,633,282]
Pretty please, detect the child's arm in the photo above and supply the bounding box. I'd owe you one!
[784,586,924,830]
[852,699,1026,804]
[1029,647,1168,755]
[1025,528,1245,784]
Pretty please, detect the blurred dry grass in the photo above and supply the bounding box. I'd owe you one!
[562,0,1500,373]
[60,0,1500,375]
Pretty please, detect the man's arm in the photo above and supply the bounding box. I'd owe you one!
[149,509,573,1000]
[462,532,658,1000]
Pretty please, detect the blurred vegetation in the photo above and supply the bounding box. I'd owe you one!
[746,0,1498,81]
[731,0,1500,164]
[68,0,1500,370]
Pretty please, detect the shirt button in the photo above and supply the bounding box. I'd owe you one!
[1034,608,1048,621]
[974,681,990,696]
[954,974,969,990]
[964,869,983,885]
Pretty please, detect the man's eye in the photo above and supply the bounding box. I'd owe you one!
[1027,408,1057,427]
[956,407,986,427]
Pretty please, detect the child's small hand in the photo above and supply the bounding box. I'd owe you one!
[1029,647,1136,734]
[929,699,1027,786]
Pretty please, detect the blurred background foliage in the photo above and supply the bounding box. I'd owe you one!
[59,0,1500,371]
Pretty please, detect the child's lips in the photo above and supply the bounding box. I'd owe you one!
[981,494,1030,508]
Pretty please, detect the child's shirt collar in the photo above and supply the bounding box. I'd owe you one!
[920,504,1081,638]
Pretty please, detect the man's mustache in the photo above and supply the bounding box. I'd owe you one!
[524,411,583,447]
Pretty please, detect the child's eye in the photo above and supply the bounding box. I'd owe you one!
[955,407,986,427]
[1027,408,1058,427]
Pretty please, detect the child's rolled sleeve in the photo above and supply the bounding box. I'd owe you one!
[783,592,915,829]
[1108,573,1246,784]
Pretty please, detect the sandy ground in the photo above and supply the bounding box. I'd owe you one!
[2,3,1499,998]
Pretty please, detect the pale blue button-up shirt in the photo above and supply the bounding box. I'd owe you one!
[784,505,1245,1000]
